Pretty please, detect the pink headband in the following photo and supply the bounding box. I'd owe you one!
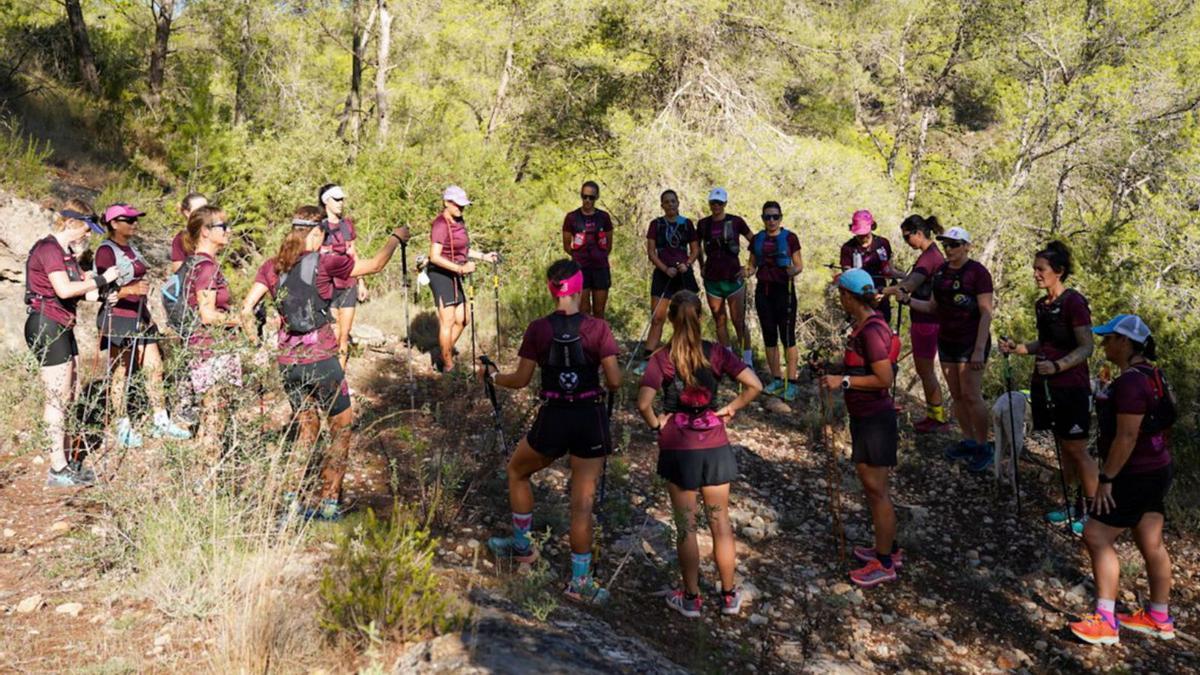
[548,270,584,298]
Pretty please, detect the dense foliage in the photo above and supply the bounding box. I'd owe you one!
[1,1,1197,488]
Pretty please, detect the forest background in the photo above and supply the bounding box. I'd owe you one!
[1,0,1198,498]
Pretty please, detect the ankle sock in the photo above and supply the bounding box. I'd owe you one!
[570,552,591,581]
[1096,598,1117,628]
[930,404,946,423]
[891,542,900,554]
[685,591,700,601]
[877,552,893,568]
[1148,602,1170,623]
[511,512,532,550]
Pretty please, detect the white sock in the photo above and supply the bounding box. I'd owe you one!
[153,409,170,426]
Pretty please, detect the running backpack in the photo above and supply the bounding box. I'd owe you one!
[277,252,331,335]
[96,240,143,287]
[1035,289,1085,352]
[751,230,792,268]
[540,313,603,403]
[654,216,688,253]
[568,211,610,252]
[161,256,206,336]
[843,316,901,376]
[1130,364,1178,435]
[702,218,740,256]
[662,342,722,430]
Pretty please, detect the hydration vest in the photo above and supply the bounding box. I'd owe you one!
[277,252,332,335]
[933,263,980,317]
[702,217,740,256]
[751,229,791,268]
[843,315,901,376]
[568,211,610,252]
[540,313,604,403]
[654,216,688,253]
[161,256,210,336]
[1035,289,1084,353]
[661,342,724,431]
[94,239,146,327]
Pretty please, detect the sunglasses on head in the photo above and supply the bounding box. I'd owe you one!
[942,239,965,249]
[762,213,782,221]
[580,193,598,201]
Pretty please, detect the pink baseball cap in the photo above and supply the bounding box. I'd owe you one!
[103,203,145,223]
[850,210,875,235]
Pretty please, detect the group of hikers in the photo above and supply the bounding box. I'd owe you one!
[23,181,1177,645]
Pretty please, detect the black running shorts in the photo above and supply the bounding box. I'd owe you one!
[98,312,162,350]
[1093,464,1173,529]
[330,285,358,309]
[1031,383,1091,440]
[754,282,797,348]
[526,402,611,459]
[938,337,991,364]
[581,267,611,291]
[428,265,465,308]
[650,268,699,299]
[24,312,77,367]
[281,357,352,418]
[656,445,739,490]
[850,408,899,467]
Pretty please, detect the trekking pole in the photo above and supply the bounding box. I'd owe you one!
[401,240,415,410]
[1043,377,1073,531]
[1001,341,1022,518]
[467,274,478,378]
[623,275,675,374]
[491,259,502,359]
[478,356,507,455]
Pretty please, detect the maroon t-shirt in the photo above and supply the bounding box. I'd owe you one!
[908,243,945,324]
[1097,366,1172,474]
[1033,290,1092,390]
[843,316,896,417]
[931,260,993,346]
[646,216,695,267]
[640,343,747,451]
[25,237,83,328]
[185,253,232,352]
[563,208,613,270]
[517,311,620,365]
[94,241,150,321]
[170,231,187,263]
[320,217,357,290]
[751,229,801,286]
[267,254,352,366]
[697,215,752,281]
[430,213,470,267]
[840,235,894,289]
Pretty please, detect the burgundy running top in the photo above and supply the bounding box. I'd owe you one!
[931,259,993,346]
[320,217,357,290]
[1033,289,1092,390]
[640,343,746,451]
[752,230,802,287]
[563,208,614,270]
[184,252,232,353]
[908,243,945,324]
[1097,366,1172,474]
[697,215,752,282]
[430,213,471,268]
[646,216,696,268]
[840,235,894,289]
[517,311,620,365]
[256,254,354,366]
[25,236,83,328]
[170,230,187,263]
[842,313,896,418]
[94,240,150,321]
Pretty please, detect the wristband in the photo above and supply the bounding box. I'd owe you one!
[92,272,109,292]
[1099,472,1113,484]
[1052,360,1062,373]
[389,232,403,244]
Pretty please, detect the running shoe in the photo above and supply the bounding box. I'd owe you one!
[305,498,343,521]
[633,360,649,377]
[1070,613,1120,645]
[151,417,192,440]
[665,589,703,618]
[913,417,950,434]
[564,576,609,605]
[943,440,974,462]
[1045,506,1081,524]
[487,536,540,565]
[852,545,905,569]
[764,378,786,397]
[115,418,143,449]
[1117,608,1175,640]
[46,465,96,488]
[720,588,743,616]
[782,382,801,403]
[849,558,898,588]
[1070,516,1087,537]
[966,443,994,473]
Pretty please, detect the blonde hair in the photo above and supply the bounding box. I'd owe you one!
[52,199,95,233]
[667,290,710,386]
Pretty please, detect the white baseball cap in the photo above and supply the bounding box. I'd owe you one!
[937,226,971,243]
[442,185,471,206]
[707,187,728,203]
[320,185,346,203]
[1093,314,1152,344]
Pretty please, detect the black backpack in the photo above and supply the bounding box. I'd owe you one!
[277,252,332,335]
[1131,364,1178,435]
[161,256,206,336]
[540,313,603,403]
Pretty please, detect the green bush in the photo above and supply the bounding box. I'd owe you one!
[319,506,458,644]
[0,117,50,196]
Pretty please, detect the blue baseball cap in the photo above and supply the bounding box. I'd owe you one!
[837,268,876,296]
[1093,314,1151,343]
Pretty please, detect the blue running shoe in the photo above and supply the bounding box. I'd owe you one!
[966,444,994,473]
[487,536,540,565]
[764,378,786,397]
[943,440,974,462]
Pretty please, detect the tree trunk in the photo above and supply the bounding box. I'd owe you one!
[338,0,376,146]
[233,2,252,126]
[904,106,935,212]
[374,0,392,143]
[64,0,101,96]
[147,0,175,105]
[486,41,514,139]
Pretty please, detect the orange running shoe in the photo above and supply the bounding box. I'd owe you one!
[1070,614,1120,645]
[1117,608,1175,640]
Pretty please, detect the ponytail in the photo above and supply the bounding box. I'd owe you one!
[184,205,223,255]
[1035,240,1074,281]
[1133,335,1158,361]
[900,214,943,237]
[666,291,710,387]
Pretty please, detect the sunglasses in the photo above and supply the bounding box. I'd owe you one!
[762,214,782,221]
[941,239,965,249]
[112,217,139,224]
[580,194,598,201]
[207,222,231,232]
[902,230,917,239]
[709,200,726,206]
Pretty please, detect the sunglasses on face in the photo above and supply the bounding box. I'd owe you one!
[580,194,598,201]
[942,239,965,249]
[112,217,138,225]
[207,222,231,232]
[762,214,782,221]
[709,200,726,207]
[902,230,917,239]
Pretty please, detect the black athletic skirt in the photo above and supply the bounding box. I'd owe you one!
[527,402,611,459]
[98,312,162,350]
[25,312,77,367]
[850,409,899,467]
[281,357,352,418]
[656,445,738,491]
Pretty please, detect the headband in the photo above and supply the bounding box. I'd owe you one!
[60,210,105,234]
[547,270,584,298]
[291,218,321,228]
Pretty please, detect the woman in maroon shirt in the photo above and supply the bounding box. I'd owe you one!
[95,203,191,449]
[881,215,948,432]
[821,269,900,589]
[169,192,208,274]
[637,290,762,619]
[24,200,121,487]
[999,242,1096,532]
[181,205,244,452]
[561,180,614,319]
[1069,314,1176,645]
[697,188,754,364]
[240,206,407,519]
[839,210,895,324]
[427,185,499,372]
